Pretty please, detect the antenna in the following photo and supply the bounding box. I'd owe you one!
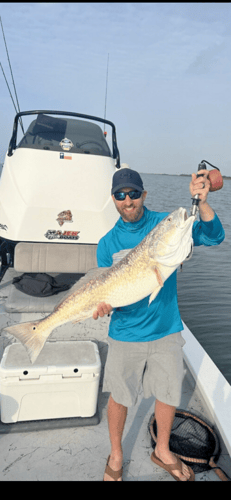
[104,53,109,135]
[0,16,24,134]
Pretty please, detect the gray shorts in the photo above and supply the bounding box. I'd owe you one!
[103,332,186,407]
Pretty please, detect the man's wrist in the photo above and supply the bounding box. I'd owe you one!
[199,201,215,222]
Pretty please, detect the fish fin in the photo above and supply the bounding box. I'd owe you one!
[77,267,109,282]
[149,286,162,305]
[71,316,87,324]
[3,321,52,364]
[54,267,110,308]
[112,249,131,265]
[152,266,164,287]
[148,266,164,305]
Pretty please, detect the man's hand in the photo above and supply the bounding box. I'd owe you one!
[93,302,112,320]
[189,169,215,221]
[189,169,210,205]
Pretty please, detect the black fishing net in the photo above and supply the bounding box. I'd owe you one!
[149,409,230,478]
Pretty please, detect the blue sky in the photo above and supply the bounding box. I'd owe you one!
[0,2,231,175]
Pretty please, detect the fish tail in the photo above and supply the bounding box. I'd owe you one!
[3,320,52,364]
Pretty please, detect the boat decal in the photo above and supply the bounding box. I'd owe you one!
[56,210,73,226]
[59,137,74,151]
[45,230,80,240]
[60,153,72,160]
[0,223,8,231]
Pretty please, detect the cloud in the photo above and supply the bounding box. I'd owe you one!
[0,3,231,174]
[186,42,227,76]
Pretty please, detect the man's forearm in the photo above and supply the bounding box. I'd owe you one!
[199,201,215,222]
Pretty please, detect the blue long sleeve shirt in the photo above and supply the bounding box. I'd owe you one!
[97,206,225,342]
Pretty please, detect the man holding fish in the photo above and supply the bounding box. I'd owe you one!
[94,168,225,481]
[4,166,225,481]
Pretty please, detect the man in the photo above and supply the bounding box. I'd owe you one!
[93,168,225,481]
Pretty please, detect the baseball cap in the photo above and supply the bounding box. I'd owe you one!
[111,168,144,195]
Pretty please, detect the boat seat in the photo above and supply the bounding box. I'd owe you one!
[14,242,97,273]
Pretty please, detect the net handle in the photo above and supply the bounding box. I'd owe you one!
[209,457,230,481]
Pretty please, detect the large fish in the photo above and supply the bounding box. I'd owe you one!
[3,208,195,364]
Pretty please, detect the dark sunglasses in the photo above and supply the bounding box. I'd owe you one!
[114,190,142,201]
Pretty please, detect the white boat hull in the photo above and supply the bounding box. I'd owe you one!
[182,321,231,457]
[0,149,119,244]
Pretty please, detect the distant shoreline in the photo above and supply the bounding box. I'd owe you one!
[143,172,231,179]
[0,163,230,180]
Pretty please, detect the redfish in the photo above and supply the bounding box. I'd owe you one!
[3,208,194,363]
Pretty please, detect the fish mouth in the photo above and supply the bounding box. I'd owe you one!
[177,208,190,227]
[181,208,195,228]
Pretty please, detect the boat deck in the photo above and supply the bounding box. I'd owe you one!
[0,268,230,481]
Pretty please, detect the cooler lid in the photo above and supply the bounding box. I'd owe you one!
[0,340,101,378]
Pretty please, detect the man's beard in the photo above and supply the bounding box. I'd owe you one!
[116,204,144,223]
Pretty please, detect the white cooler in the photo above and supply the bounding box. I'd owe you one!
[0,340,101,423]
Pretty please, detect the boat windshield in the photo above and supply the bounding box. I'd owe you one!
[17,114,112,157]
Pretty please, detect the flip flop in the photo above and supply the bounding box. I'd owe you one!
[151,450,195,481]
[104,455,123,481]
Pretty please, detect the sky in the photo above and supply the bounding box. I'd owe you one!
[0,2,231,176]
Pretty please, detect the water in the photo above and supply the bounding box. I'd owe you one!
[142,173,231,385]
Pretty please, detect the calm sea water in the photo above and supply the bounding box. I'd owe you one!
[142,173,231,385]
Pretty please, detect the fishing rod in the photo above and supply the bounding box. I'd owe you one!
[103,53,109,136]
[0,61,24,134]
[0,62,19,115]
[0,64,24,135]
[190,160,223,216]
[0,16,24,134]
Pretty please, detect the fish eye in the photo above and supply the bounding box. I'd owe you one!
[167,217,172,222]
[33,327,36,330]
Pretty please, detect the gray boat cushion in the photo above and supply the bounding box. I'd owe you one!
[14,243,97,273]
